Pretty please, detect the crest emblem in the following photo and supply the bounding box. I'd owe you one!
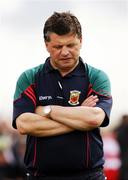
[68,90,81,105]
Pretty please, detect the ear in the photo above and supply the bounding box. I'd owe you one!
[79,37,82,48]
[80,37,82,43]
[44,41,50,52]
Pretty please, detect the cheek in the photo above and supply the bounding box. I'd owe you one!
[51,50,60,57]
[72,48,80,56]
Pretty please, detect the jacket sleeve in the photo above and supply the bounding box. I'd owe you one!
[87,64,113,127]
[12,69,37,129]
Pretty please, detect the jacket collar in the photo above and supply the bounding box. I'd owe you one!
[43,57,86,77]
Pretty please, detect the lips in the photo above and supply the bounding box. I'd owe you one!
[60,58,72,61]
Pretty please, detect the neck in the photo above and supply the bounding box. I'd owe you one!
[59,61,79,76]
[50,59,79,77]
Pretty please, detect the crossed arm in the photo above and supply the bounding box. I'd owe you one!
[16,95,105,137]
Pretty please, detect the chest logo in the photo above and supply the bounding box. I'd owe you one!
[68,90,81,105]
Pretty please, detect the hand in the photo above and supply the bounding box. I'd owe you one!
[35,106,46,117]
[81,95,99,107]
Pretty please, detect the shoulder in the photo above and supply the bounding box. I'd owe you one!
[14,64,44,100]
[86,64,109,82]
[17,64,44,85]
[86,64,111,96]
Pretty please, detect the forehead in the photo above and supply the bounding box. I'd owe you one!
[48,32,80,45]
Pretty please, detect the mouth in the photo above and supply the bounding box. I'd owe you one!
[60,58,72,61]
[60,59,72,65]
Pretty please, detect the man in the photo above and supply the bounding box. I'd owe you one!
[12,12,112,180]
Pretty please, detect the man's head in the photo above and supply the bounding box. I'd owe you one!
[43,12,82,76]
[43,11,82,42]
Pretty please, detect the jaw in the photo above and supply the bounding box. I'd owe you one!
[50,58,79,76]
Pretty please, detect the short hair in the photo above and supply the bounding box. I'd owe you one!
[43,11,82,42]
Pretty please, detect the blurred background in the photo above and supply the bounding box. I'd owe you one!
[0,0,128,179]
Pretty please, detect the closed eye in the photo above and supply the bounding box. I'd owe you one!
[54,45,63,49]
[67,43,75,48]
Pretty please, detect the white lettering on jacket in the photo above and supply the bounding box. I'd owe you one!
[39,96,52,101]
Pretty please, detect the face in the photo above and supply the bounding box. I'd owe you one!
[45,32,82,74]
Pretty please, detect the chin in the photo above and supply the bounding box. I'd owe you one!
[60,63,75,70]
[57,59,78,70]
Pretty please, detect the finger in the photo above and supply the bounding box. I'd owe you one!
[85,95,98,104]
[84,95,95,103]
[82,95,99,106]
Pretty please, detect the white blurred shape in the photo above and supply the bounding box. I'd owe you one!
[0,0,22,13]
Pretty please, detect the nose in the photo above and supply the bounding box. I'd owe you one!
[60,46,69,56]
